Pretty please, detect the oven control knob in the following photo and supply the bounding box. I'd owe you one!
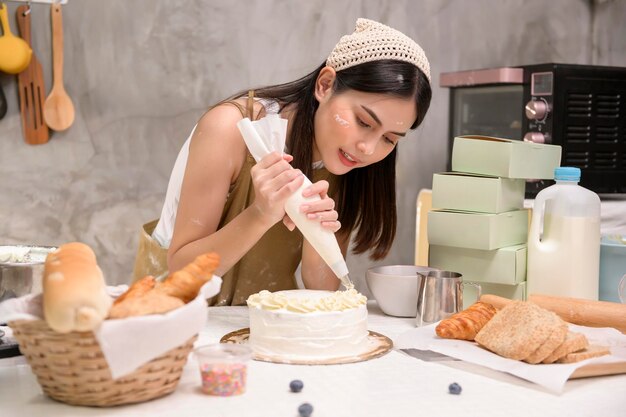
[525,99,548,120]
[524,132,546,144]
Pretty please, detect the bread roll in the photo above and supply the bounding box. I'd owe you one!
[43,242,112,333]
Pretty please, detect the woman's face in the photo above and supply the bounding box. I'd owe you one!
[312,68,417,175]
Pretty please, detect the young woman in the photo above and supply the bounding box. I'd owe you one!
[136,18,432,305]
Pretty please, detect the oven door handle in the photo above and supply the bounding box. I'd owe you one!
[440,67,524,87]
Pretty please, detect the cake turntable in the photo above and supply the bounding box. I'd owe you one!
[221,328,393,365]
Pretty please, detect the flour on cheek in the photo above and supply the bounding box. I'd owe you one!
[333,113,350,128]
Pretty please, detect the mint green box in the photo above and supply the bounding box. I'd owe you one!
[451,135,561,179]
[429,244,527,285]
[432,172,525,213]
[463,282,526,309]
[427,209,529,250]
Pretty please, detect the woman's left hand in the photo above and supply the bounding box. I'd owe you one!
[282,179,341,233]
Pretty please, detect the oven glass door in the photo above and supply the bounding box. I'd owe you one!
[450,85,524,140]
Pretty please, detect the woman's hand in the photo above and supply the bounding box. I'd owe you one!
[290,179,341,233]
[250,152,304,226]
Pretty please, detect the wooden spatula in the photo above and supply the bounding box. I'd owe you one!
[16,5,49,145]
[43,3,74,132]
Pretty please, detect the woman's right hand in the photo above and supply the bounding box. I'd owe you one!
[250,152,304,226]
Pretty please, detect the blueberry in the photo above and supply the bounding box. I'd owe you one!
[298,403,313,417]
[448,382,462,395]
[289,379,304,393]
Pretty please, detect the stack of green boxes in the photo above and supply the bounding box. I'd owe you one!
[427,135,562,308]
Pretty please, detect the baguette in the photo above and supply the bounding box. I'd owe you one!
[43,242,112,333]
[435,301,497,341]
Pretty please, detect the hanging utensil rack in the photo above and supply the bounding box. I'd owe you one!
[7,1,69,5]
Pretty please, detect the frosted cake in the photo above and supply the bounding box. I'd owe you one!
[246,289,368,360]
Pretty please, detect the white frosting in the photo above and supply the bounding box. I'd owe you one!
[247,289,368,360]
[0,246,33,263]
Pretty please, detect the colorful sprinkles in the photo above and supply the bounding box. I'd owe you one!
[199,362,248,396]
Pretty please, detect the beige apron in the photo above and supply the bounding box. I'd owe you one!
[131,219,168,281]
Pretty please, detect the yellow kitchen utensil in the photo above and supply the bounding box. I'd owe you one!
[0,3,32,74]
[43,3,74,131]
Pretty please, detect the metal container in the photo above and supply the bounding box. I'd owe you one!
[0,245,56,302]
[415,270,482,327]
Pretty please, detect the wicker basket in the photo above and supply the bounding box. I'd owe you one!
[9,319,196,407]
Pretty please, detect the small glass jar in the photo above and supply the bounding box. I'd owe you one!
[194,343,252,396]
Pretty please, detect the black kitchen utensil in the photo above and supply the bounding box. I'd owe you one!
[0,84,7,119]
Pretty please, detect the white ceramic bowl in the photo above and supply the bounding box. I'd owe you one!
[366,265,439,317]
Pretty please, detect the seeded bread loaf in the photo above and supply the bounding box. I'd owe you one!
[471,300,610,365]
[524,320,568,364]
[475,301,563,361]
[556,345,610,364]
[542,332,589,364]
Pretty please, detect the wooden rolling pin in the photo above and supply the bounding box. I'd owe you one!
[480,293,626,334]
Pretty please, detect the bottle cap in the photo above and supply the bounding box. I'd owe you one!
[554,167,581,181]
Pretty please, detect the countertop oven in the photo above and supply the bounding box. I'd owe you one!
[441,63,626,196]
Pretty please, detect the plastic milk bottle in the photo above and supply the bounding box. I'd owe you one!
[527,167,601,300]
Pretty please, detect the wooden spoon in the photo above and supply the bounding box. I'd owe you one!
[43,3,74,132]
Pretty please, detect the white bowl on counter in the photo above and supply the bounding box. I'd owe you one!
[366,265,439,317]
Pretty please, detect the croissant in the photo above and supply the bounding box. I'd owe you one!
[154,252,220,303]
[112,275,156,306]
[107,252,220,319]
[435,301,497,341]
[108,291,184,319]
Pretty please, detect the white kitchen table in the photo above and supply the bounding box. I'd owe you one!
[1,302,625,417]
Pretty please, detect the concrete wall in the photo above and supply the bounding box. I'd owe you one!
[1,0,624,294]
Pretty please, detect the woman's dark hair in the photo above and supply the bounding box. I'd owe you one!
[226,60,432,260]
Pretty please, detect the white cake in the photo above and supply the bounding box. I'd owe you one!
[246,289,368,360]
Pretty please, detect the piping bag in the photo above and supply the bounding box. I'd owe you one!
[237,115,353,289]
